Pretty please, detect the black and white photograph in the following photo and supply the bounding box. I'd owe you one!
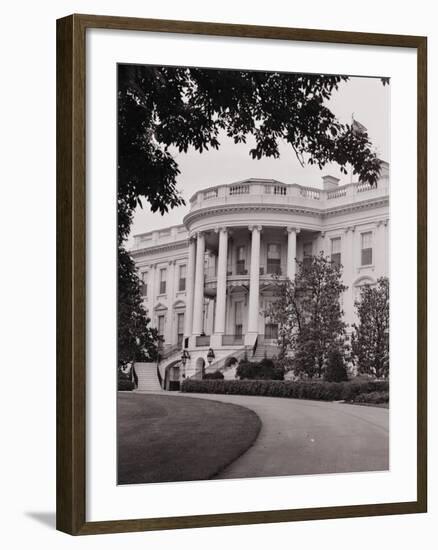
[0,0,431,545]
[117,64,390,485]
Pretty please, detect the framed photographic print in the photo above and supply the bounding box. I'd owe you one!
[56,14,427,535]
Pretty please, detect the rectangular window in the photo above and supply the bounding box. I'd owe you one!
[331,237,341,266]
[177,312,185,347]
[159,268,167,294]
[265,323,278,340]
[235,301,243,337]
[236,245,246,275]
[157,315,165,338]
[140,271,148,297]
[178,264,187,292]
[267,243,281,274]
[361,231,373,266]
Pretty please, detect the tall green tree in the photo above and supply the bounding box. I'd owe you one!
[351,277,389,379]
[118,246,160,367]
[267,254,348,378]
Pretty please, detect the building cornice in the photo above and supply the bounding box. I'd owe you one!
[130,239,189,258]
[131,198,389,256]
[183,197,389,227]
[322,197,389,218]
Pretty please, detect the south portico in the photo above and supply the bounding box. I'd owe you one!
[180,222,319,379]
[185,224,304,348]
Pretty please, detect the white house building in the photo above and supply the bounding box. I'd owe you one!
[131,163,389,386]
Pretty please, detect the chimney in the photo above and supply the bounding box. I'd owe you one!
[322,175,340,190]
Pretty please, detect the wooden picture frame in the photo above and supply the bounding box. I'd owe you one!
[56,13,427,535]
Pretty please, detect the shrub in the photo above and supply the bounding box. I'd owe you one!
[324,348,348,382]
[181,379,389,401]
[236,358,284,380]
[118,378,135,391]
[204,371,224,380]
[224,356,238,368]
[353,391,389,404]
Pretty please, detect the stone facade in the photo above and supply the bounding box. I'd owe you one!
[131,163,389,379]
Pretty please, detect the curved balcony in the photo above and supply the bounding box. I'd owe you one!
[188,177,389,215]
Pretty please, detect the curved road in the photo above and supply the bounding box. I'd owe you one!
[179,393,389,479]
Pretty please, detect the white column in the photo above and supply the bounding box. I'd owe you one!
[376,220,388,278]
[318,231,326,256]
[286,227,299,279]
[184,237,196,340]
[384,220,389,277]
[213,227,228,344]
[206,298,215,335]
[192,232,205,336]
[148,264,157,321]
[245,225,261,345]
[343,226,356,328]
[165,260,175,344]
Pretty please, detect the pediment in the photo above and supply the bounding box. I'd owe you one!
[353,275,376,287]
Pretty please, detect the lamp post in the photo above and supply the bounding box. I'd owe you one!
[207,348,215,365]
[180,349,190,380]
[206,348,215,377]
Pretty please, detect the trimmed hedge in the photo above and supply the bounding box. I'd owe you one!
[353,391,389,404]
[236,358,284,380]
[181,379,389,402]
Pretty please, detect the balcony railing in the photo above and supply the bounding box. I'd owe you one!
[299,187,321,200]
[357,182,373,193]
[229,184,250,195]
[188,177,389,213]
[327,188,347,199]
[205,264,287,282]
[203,188,218,200]
[158,342,180,361]
[264,183,287,195]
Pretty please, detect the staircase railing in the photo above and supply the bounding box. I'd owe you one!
[252,335,258,358]
[156,361,163,389]
[158,343,180,361]
[204,347,247,374]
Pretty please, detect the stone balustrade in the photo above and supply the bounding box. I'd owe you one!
[188,177,389,213]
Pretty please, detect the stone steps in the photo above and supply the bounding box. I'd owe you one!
[252,345,279,361]
[134,362,162,392]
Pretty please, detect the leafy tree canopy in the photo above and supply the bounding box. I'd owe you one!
[267,254,348,378]
[324,348,349,382]
[351,277,389,379]
[118,65,384,241]
[118,247,160,367]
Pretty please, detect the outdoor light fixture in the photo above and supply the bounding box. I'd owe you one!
[207,348,215,365]
[181,349,190,366]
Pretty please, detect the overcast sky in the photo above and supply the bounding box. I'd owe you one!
[129,75,390,241]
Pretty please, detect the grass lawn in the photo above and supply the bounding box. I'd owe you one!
[117,392,261,484]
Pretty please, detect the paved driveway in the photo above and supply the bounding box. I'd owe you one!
[179,392,389,479]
